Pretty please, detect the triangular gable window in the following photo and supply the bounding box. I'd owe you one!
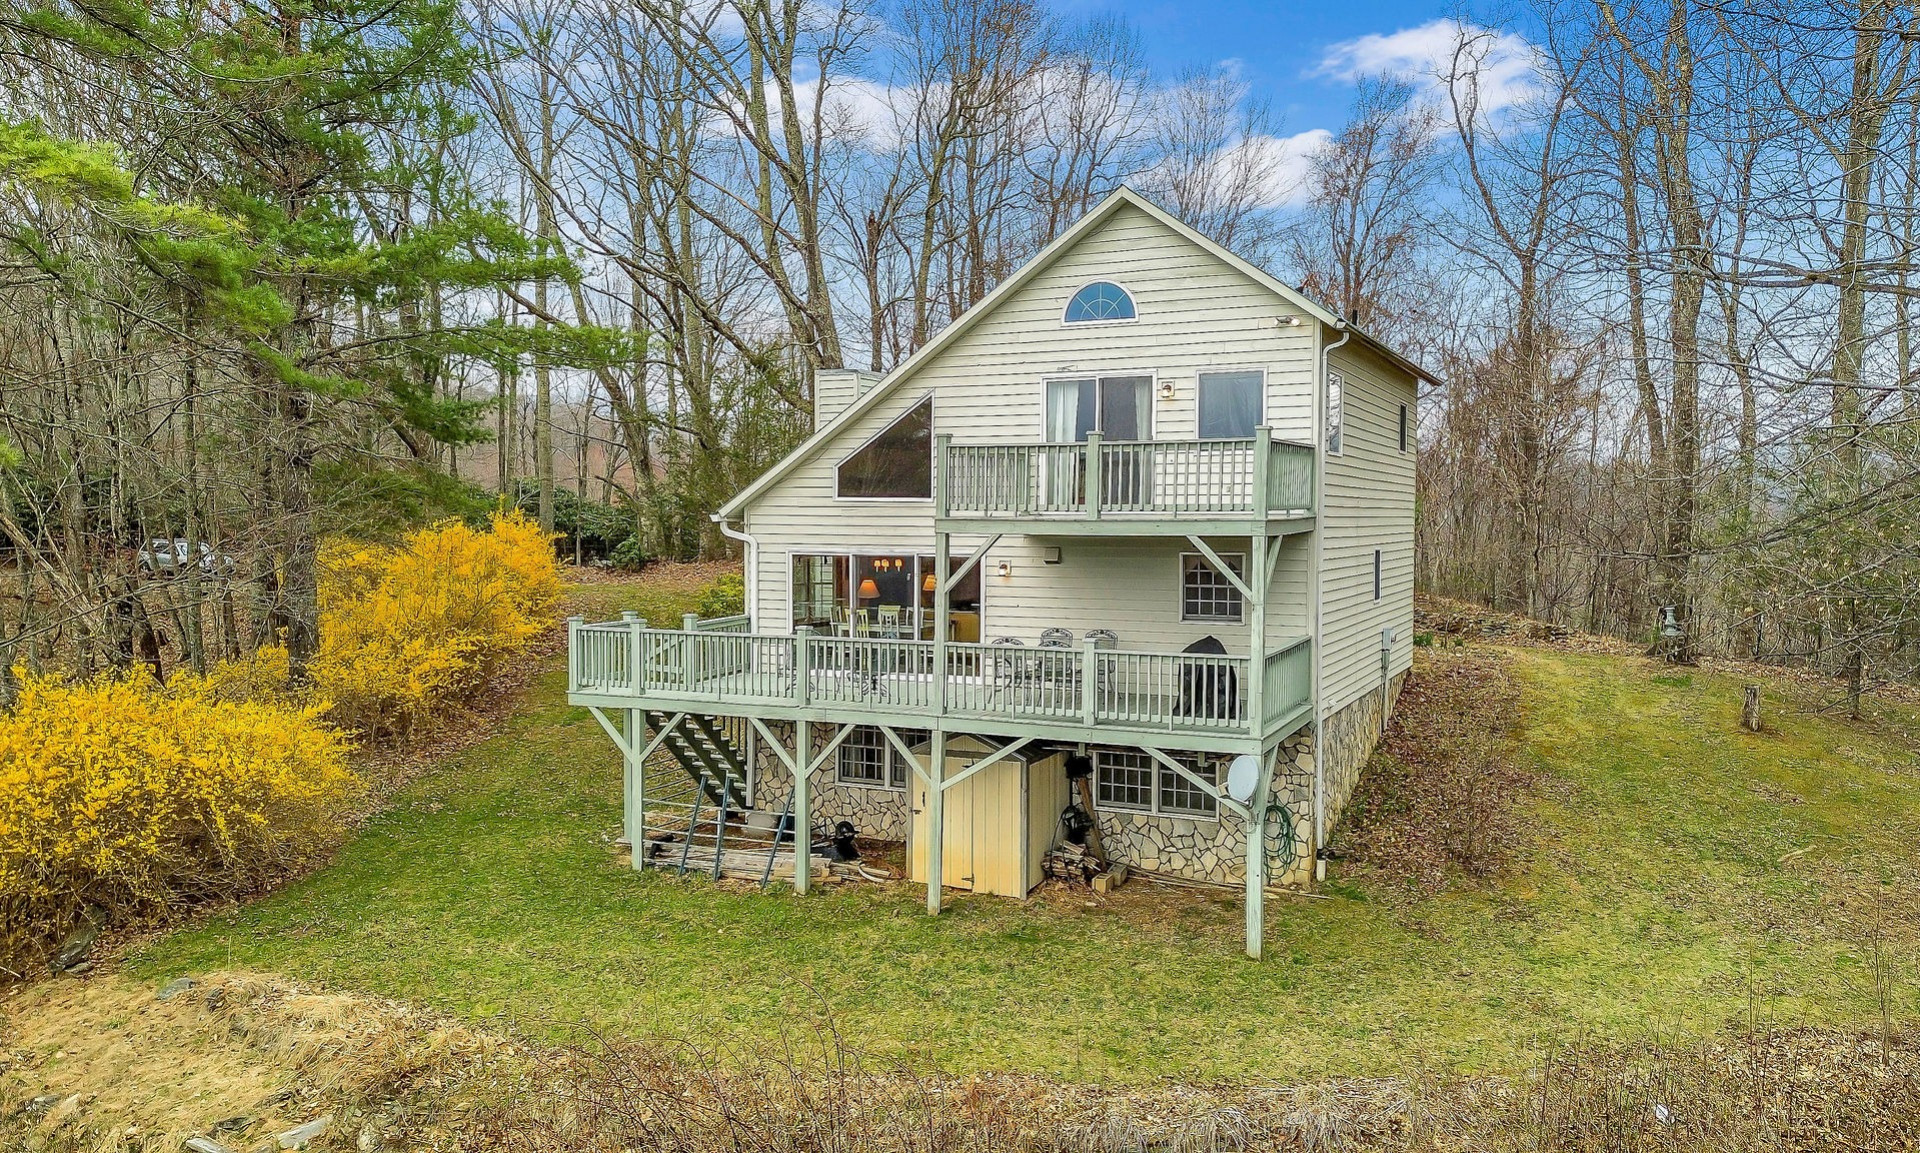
[837,397,933,499]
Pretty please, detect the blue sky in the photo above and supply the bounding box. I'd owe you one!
[1066,2,1517,136]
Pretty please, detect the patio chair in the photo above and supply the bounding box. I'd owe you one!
[1038,627,1075,647]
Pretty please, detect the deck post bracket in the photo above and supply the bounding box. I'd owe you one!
[1185,534,1255,602]
[881,724,935,788]
[805,722,861,776]
[939,736,1034,793]
[940,532,1002,595]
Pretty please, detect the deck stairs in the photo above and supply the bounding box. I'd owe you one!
[645,710,750,810]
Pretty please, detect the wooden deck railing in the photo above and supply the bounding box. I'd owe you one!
[940,430,1314,521]
[570,617,1313,740]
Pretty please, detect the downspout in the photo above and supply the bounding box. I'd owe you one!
[1311,319,1352,852]
[712,513,759,626]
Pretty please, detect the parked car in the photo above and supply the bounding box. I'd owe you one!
[137,538,235,578]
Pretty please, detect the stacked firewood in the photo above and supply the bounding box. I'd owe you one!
[1042,841,1109,885]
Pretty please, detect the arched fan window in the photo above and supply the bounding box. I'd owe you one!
[1063,281,1136,323]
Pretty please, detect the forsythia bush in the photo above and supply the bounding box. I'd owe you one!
[310,509,561,736]
[0,666,360,960]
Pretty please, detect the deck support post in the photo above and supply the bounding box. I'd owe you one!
[793,719,811,895]
[934,528,951,716]
[1243,747,1273,960]
[926,727,946,915]
[625,708,644,870]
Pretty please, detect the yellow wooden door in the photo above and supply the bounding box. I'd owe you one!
[910,749,1028,897]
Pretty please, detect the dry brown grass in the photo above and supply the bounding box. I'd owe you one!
[1333,646,1535,892]
[4,972,1915,1152]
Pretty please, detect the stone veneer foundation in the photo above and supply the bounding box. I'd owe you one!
[668,677,1406,890]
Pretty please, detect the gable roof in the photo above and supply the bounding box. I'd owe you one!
[717,186,1432,521]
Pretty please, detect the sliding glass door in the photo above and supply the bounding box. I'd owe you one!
[1045,374,1152,506]
[792,553,981,640]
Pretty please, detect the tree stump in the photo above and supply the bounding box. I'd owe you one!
[1741,685,1763,733]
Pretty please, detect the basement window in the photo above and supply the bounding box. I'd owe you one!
[836,397,932,499]
[835,725,924,789]
[1094,749,1216,819]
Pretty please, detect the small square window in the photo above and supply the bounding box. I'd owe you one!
[1158,757,1218,817]
[1095,750,1154,811]
[836,726,888,786]
[1182,553,1245,622]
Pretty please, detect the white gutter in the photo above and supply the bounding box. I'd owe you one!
[712,513,759,625]
[1311,319,1352,850]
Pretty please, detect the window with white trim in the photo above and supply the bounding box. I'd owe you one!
[1094,749,1217,818]
[835,725,925,789]
[1327,371,1344,455]
[1197,369,1263,439]
[1158,758,1219,818]
[1094,749,1154,810]
[1181,552,1245,622]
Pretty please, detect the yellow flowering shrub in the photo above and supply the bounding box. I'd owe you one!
[310,509,561,737]
[0,666,359,962]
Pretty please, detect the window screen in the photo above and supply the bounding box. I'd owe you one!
[1095,750,1154,810]
[1198,370,1263,439]
[1327,372,1344,455]
[837,398,932,498]
[1182,553,1245,622]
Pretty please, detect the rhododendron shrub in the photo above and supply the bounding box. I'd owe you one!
[310,509,561,736]
[0,667,359,962]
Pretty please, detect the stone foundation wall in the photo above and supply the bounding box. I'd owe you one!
[669,688,1411,891]
[1318,671,1408,834]
[744,720,912,842]
[1092,730,1317,888]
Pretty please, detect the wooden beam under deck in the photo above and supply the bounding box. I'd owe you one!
[570,688,1312,757]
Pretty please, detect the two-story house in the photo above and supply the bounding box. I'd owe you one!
[566,187,1423,957]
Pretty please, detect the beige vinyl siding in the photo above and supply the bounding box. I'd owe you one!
[746,201,1321,636]
[1317,342,1417,715]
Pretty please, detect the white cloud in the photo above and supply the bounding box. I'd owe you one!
[1237,129,1335,208]
[1317,18,1545,116]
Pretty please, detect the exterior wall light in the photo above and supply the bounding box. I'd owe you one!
[996,560,1012,578]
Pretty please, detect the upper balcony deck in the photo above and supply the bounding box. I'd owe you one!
[936,429,1315,537]
[568,616,1314,755]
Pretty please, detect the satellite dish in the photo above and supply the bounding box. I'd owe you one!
[1225,754,1261,804]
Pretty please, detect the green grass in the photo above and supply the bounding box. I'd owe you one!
[127,607,1920,1082]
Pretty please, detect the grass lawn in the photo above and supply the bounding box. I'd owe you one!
[126,579,1920,1083]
